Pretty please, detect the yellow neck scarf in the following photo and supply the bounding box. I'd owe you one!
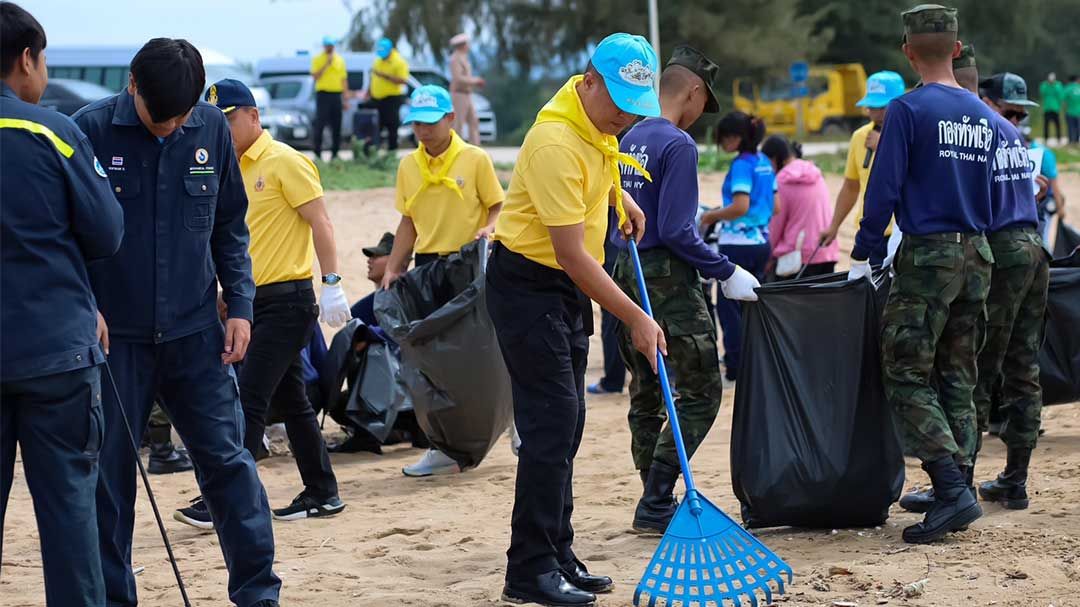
[533,76,651,228]
[404,130,465,213]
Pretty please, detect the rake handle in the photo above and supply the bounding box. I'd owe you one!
[627,239,702,516]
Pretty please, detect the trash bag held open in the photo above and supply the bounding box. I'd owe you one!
[731,271,905,529]
[374,240,513,469]
[1040,249,1080,406]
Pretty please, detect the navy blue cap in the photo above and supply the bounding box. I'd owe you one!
[205,78,257,114]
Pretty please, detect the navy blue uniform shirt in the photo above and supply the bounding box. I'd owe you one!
[989,113,1039,232]
[73,92,254,343]
[854,84,998,260]
[1,83,124,381]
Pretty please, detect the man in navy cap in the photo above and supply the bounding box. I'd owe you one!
[72,39,281,607]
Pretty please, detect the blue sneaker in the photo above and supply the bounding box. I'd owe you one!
[587,382,622,395]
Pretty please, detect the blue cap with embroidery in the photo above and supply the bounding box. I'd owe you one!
[857,70,907,108]
[375,37,393,59]
[403,85,454,124]
[205,78,256,114]
[590,33,660,117]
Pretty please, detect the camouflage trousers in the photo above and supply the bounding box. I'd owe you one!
[148,402,171,428]
[972,227,1050,453]
[882,233,993,467]
[613,247,723,472]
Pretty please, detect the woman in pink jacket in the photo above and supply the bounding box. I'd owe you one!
[762,135,840,279]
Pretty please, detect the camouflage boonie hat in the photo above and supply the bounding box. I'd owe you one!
[953,44,976,70]
[902,4,958,35]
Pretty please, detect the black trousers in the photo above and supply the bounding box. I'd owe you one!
[238,281,338,499]
[1044,110,1061,142]
[486,245,591,580]
[598,237,626,391]
[374,95,405,150]
[313,91,343,158]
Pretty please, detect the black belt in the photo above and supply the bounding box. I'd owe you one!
[255,279,313,299]
[906,232,982,244]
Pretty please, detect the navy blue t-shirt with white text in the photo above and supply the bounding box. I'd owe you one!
[989,113,1039,232]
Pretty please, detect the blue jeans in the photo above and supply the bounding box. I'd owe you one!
[715,243,771,380]
[2,365,105,606]
[97,325,280,607]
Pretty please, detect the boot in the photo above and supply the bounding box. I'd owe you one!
[898,458,976,514]
[147,425,193,475]
[902,456,982,544]
[633,461,679,535]
[978,447,1031,510]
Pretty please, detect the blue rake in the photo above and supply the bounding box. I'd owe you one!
[627,239,793,607]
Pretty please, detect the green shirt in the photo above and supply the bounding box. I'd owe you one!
[1064,82,1080,118]
[1040,80,1065,112]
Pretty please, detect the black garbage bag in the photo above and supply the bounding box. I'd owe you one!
[731,271,905,529]
[1053,221,1080,259]
[1040,250,1080,406]
[374,240,513,469]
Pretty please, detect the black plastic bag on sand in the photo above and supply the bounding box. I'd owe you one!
[1053,221,1080,259]
[1040,250,1080,406]
[731,271,904,529]
[375,240,513,469]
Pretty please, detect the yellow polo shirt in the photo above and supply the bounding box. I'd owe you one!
[240,131,323,286]
[845,122,892,234]
[394,142,504,255]
[370,51,409,100]
[311,52,347,93]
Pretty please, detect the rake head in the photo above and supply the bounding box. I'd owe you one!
[634,491,793,607]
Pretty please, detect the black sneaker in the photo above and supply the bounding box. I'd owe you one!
[173,496,214,530]
[272,492,346,521]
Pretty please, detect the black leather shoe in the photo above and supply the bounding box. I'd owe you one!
[560,559,613,594]
[502,571,596,606]
[902,457,982,544]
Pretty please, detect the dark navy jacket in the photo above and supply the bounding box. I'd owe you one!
[73,92,254,343]
[1,83,124,381]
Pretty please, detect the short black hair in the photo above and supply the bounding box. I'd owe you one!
[130,38,205,123]
[716,111,766,154]
[906,32,957,63]
[1,2,46,79]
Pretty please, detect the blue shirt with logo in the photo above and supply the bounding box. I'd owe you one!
[989,113,1039,232]
[854,84,997,260]
[718,152,775,245]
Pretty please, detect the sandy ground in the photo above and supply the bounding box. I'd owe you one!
[2,172,1079,607]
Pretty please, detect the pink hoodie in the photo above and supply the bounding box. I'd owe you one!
[768,159,840,264]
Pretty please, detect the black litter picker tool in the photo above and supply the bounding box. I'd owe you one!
[628,239,793,607]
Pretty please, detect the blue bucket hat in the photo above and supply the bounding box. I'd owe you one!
[322,35,336,47]
[375,38,393,59]
[403,85,454,124]
[590,33,661,117]
[857,71,906,108]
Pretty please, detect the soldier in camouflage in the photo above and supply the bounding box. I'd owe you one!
[613,45,761,534]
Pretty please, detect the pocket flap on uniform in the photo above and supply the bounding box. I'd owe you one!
[183,175,219,197]
[109,175,141,199]
[640,253,671,279]
[992,242,1030,269]
[883,300,928,328]
[664,313,714,337]
[912,245,959,269]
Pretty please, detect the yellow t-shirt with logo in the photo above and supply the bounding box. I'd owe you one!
[370,51,409,100]
[845,122,892,235]
[240,131,323,286]
[395,142,504,255]
[311,52,347,93]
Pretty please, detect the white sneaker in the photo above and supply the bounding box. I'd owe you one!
[402,449,461,477]
[509,423,522,457]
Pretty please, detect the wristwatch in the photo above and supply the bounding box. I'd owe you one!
[322,273,342,286]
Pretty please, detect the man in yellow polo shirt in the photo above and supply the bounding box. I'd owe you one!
[487,34,667,607]
[309,35,349,161]
[381,83,503,477]
[175,79,352,530]
[369,37,409,150]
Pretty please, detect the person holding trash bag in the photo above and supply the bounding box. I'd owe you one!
[700,111,775,382]
[612,45,760,536]
[0,4,124,603]
[381,83,504,477]
[849,4,997,545]
[486,33,673,606]
[73,39,281,606]
[172,78,349,530]
[763,135,839,278]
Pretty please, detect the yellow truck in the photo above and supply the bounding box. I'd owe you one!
[733,63,868,137]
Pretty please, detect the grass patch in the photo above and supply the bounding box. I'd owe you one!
[1053,144,1080,169]
[315,145,397,191]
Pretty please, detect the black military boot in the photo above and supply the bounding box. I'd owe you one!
[898,457,976,513]
[639,468,649,492]
[902,456,982,544]
[978,447,1031,510]
[147,425,194,475]
[633,460,680,535]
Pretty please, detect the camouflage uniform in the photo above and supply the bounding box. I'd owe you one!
[148,402,171,428]
[613,247,722,472]
[972,228,1050,451]
[882,233,994,466]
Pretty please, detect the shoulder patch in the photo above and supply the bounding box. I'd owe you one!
[94,156,107,178]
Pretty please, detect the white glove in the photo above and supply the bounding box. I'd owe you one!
[319,283,351,327]
[720,265,760,302]
[883,226,903,268]
[848,259,872,282]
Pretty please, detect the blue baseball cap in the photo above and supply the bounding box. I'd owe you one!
[322,35,336,47]
[590,33,660,117]
[205,78,256,114]
[403,85,454,124]
[375,38,393,59]
[857,71,906,108]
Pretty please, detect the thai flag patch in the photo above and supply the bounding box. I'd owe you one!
[111,156,123,167]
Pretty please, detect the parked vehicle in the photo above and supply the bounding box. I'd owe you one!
[39,78,112,116]
[733,64,868,137]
